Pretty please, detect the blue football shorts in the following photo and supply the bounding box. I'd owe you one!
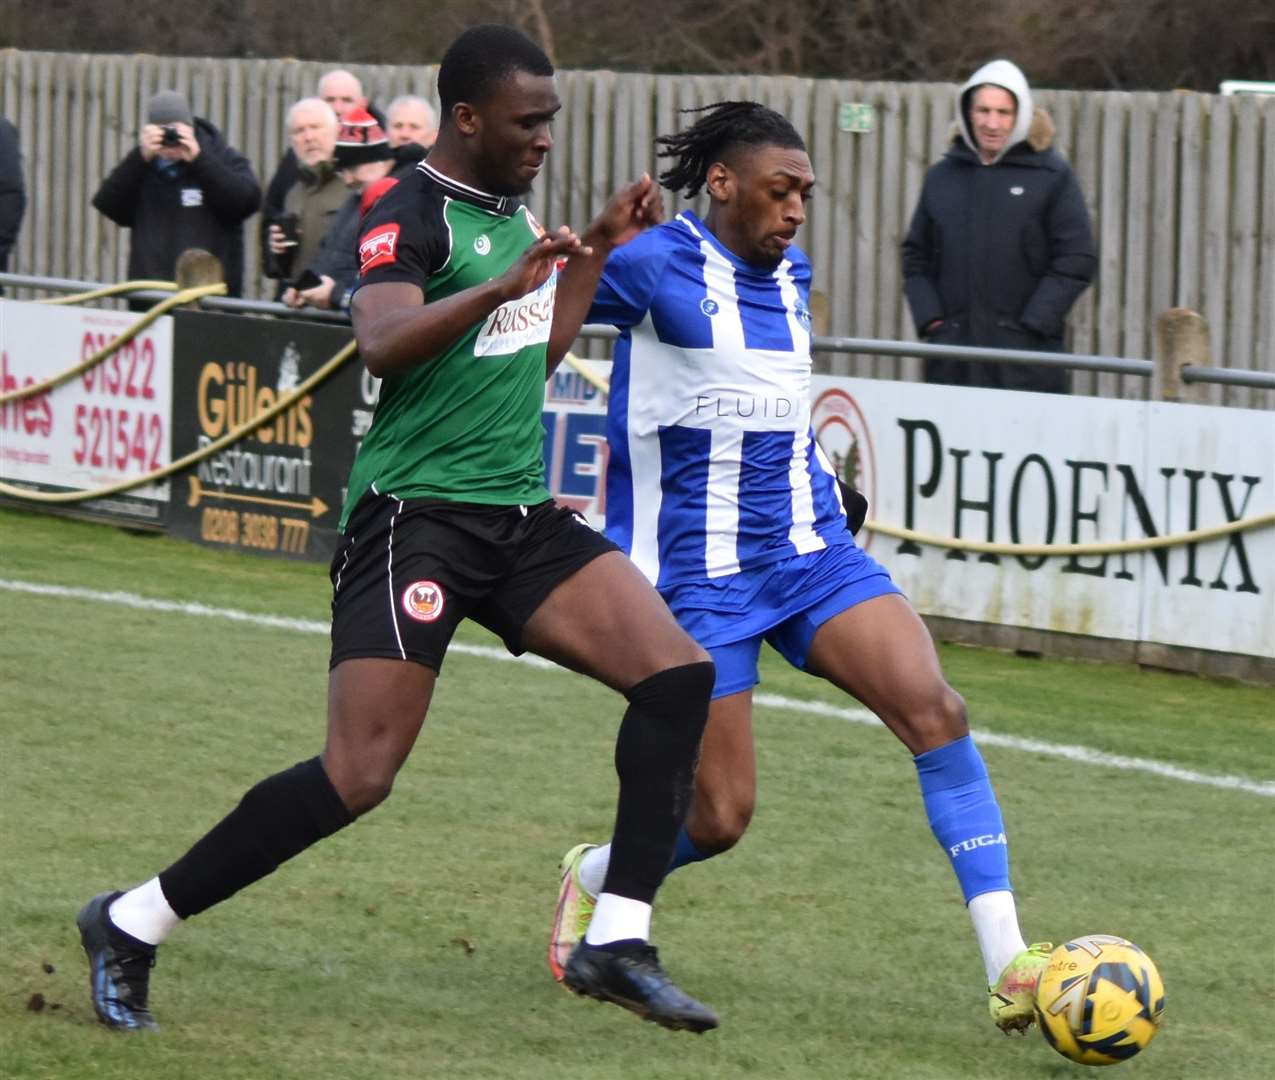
[659,540,902,699]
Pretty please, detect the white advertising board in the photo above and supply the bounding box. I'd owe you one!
[811,377,1275,660]
[0,300,173,523]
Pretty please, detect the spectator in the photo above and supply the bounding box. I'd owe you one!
[262,98,345,298]
[262,70,385,239]
[902,59,1096,394]
[0,118,25,294]
[283,108,407,313]
[318,69,368,121]
[385,95,437,150]
[92,91,260,297]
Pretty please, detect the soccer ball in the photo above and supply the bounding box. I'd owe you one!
[1034,935,1165,1067]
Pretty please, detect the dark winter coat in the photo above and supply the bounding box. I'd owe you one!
[0,118,27,279]
[261,162,348,299]
[903,104,1096,393]
[92,118,261,296]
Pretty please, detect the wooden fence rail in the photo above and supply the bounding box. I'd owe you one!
[2,49,1271,408]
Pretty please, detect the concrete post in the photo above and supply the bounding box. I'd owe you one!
[1153,308,1212,403]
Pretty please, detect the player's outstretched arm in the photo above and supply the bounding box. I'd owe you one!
[546,174,664,377]
[353,231,586,378]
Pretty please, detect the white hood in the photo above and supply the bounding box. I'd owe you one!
[956,59,1033,163]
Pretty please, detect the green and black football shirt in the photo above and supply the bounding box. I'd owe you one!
[340,161,555,530]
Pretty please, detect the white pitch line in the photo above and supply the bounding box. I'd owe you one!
[5,577,1273,799]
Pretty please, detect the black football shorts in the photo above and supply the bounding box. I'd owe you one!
[329,492,619,672]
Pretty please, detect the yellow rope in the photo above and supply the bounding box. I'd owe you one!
[0,283,228,406]
[0,340,358,505]
[862,513,1275,556]
[36,280,179,306]
[562,351,611,395]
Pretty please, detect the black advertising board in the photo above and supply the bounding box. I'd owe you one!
[168,311,368,563]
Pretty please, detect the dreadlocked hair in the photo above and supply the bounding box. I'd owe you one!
[656,101,806,199]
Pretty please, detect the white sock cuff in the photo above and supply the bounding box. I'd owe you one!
[108,877,180,946]
[968,889,1027,986]
[578,843,610,897]
[584,893,652,946]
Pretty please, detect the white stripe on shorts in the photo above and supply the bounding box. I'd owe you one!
[387,499,406,660]
[333,535,354,596]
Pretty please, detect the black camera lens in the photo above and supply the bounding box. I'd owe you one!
[160,125,182,146]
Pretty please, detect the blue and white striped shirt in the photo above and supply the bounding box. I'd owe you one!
[589,212,850,589]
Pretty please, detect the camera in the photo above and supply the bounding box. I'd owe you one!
[160,125,183,147]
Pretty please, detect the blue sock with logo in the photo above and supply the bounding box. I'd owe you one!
[914,735,1011,903]
[667,826,710,873]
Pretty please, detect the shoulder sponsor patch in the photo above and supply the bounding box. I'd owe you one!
[359,223,401,275]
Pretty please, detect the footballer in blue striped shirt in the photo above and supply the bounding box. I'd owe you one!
[547,100,1052,1034]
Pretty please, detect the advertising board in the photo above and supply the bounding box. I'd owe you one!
[0,299,173,526]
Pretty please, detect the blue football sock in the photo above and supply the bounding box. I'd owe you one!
[667,826,711,873]
[914,735,1012,903]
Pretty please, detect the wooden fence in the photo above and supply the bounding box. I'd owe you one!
[1,49,1272,408]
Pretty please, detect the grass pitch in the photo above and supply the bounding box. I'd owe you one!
[1,507,1272,1079]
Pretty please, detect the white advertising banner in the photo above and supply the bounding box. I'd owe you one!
[810,377,1275,660]
[0,300,173,524]
[1139,403,1273,655]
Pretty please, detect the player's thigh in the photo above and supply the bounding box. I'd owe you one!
[329,493,486,673]
[805,592,966,753]
[323,657,436,806]
[521,550,708,692]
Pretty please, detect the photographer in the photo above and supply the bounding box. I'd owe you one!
[92,90,260,297]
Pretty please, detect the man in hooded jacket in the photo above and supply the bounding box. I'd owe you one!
[902,59,1096,393]
[92,91,261,297]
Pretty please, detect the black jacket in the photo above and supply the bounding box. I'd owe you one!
[902,110,1096,392]
[92,118,261,296]
[0,118,26,277]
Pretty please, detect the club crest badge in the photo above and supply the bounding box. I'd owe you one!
[402,580,445,622]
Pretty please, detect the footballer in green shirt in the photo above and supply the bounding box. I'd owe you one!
[77,24,719,1038]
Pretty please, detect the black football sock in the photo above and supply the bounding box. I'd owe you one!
[603,661,714,904]
[158,757,353,919]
